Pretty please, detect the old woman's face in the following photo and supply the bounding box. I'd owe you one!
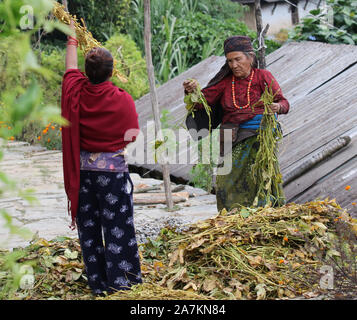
[226,51,253,79]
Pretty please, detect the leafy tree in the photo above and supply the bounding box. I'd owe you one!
[105,34,149,100]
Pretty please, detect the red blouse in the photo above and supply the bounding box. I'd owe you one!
[195,68,289,125]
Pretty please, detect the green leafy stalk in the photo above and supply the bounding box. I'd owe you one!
[251,83,284,207]
[184,80,215,192]
[184,79,212,133]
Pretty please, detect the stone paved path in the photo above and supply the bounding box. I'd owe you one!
[0,141,219,249]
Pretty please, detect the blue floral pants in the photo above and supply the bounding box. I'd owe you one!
[76,170,142,295]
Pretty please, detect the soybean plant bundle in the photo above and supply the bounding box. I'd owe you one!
[99,283,214,300]
[184,80,212,133]
[2,201,356,300]
[0,237,92,300]
[139,199,357,300]
[251,84,284,207]
[52,1,127,83]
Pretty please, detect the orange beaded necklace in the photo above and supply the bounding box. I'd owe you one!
[232,70,255,110]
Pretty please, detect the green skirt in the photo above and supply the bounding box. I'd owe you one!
[216,135,285,212]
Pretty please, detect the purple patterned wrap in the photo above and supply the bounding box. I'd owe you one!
[80,149,128,173]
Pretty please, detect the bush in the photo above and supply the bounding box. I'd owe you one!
[105,34,149,101]
[11,45,66,148]
[151,12,257,83]
[0,0,65,298]
[289,0,357,45]
[0,37,29,99]
[168,13,255,66]
[39,46,65,106]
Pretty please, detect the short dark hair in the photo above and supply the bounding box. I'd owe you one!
[85,47,114,84]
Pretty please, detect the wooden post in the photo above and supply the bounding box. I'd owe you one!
[291,0,299,25]
[254,0,269,69]
[143,0,174,210]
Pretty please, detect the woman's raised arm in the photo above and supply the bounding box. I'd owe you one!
[65,20,78,70]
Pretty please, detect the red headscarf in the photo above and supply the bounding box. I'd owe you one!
[61,69,139,228]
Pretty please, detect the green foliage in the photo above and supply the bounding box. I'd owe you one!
[199,0,248,20]
[39,46,65,106]
[164,12,255,69]
[125,0,252,84]
[105,34,149,100]
[188,129,220,193]
[289,0,357,45]
[0,42,65,148]
[265,39,282,55]
[64,0,131,42]
[189,162,214,193]
[160,109,174,130]
[126,0,278,84]
[0,0,68,298]
[153,12,255,83]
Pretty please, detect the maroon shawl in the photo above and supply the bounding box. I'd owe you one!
[61,69,139,228]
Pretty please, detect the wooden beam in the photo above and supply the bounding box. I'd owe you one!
[291,0,299,25]
[254,0,268,69]
[134,192,189,205]
[283,136,351,186]
[143,0,174,210]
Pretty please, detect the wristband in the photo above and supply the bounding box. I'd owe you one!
[67,36,78,47]
[67,35,78,41]
[67,40,78,47]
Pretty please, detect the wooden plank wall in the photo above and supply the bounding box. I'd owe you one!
[283,128,357,218]
[268,42,357,211]
[128,42,357,208]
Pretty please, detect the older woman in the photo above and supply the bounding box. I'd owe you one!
[61,22,142,295]
[183,35,289,212]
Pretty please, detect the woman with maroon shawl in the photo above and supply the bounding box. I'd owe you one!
[61,22,142,295]
[183,36,290,211]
